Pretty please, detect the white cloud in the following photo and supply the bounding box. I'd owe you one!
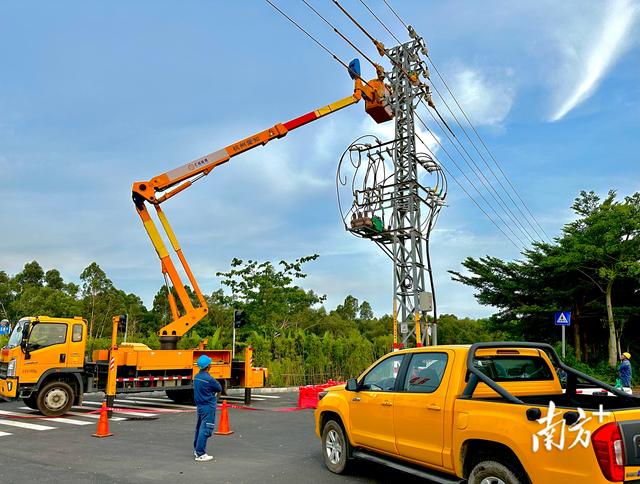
[435,65,516,127]
[549,0,640,121]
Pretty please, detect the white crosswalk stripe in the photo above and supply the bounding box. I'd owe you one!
[0,409,92,426]
[79,401,158,418]
[0,418,56,431]
[18,408,126,422]
[115,397,195,409]
[0,391,288,440]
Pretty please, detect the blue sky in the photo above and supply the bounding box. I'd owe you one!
[1,1,639,318]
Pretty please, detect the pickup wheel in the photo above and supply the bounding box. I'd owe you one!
[321,420,351,474]
[36,381,74,416]
[468,460,523,484]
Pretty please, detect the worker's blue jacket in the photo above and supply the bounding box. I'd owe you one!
[193,370,222,406]
[619,359,632,387]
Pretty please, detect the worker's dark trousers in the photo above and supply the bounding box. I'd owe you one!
[194,402,216,456]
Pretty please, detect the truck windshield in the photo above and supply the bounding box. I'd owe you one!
[6,320,27,348]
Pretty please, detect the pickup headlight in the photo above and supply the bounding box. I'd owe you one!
[7,358,16,377]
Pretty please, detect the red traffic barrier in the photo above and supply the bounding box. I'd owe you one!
[297,379,345,409]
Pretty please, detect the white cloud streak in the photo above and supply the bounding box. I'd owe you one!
[440,66,516,127]
[550,0,640,121]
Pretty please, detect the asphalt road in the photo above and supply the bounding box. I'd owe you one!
[0,391,426,483]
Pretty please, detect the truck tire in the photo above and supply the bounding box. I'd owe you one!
[321,419,351,474]
[468,460,524,484]
[23,394,39,410]
[166,388,194,404]
[36,381,74,416]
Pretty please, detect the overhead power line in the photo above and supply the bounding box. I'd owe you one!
[378,0,551,243]
[330,0,536,245]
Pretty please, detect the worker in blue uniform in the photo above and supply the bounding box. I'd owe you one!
[193,354,222,461]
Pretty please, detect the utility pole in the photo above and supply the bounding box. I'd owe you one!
[388,39,428,348]
[337,32,445,349]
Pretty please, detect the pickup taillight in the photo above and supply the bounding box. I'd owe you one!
[592,422,624,482]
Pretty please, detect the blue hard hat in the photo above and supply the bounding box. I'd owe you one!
[196,354,212,369]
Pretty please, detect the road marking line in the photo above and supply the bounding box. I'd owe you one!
[0,409,92,426]
[51,410,126,422]
[251,395,280,399]
[0,418,56,431]
[0,431,12,437]
[222,395,265,402]
[116,397,194,409]
[78,402,158,418]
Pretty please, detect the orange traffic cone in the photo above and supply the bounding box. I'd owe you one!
[215,400,234,435]
[92,401,113,438]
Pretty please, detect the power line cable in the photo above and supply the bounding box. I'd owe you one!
[331,0,537,243]
[414,128,522,250]
[379,0,551,242]
[267,0,525,250]
[414,112,527,248]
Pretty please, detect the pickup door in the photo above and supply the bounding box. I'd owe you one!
[393,350,453,467]
[349,353,404,454]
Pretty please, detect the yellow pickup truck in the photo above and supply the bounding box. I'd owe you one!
[315,342,640,484]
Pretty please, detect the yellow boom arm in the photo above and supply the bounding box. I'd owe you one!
[132,77,391,343]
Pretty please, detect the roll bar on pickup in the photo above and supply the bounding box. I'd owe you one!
[461,341,635,405]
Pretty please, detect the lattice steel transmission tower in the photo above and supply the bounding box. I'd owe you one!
[337,34,446,348]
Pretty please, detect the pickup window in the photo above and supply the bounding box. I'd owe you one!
[471,355,553,382]
[403,352,448,393]
[361,354,404,392]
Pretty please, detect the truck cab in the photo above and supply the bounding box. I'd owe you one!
[0,316,87,415]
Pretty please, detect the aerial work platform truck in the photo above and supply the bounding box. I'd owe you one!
[0,60,392,416]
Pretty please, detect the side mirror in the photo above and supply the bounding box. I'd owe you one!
[346,378,359,392]
[20,322,31,357]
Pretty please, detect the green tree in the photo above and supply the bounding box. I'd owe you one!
[80,262,116,338]
[44,269,64,290]
[451,190,640,366]
[557,191,640,366]
[14,261,44,288]
[216,255,325,335]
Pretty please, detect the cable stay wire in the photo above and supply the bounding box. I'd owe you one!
[329,0,537,244]
[378,0,551,242]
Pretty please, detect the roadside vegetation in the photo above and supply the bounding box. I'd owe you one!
[1,190,638,385]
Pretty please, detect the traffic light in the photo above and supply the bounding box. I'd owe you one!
[117,315,127,332]
[233,310,247,329]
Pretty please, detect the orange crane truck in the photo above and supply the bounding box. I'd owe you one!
[0,62,393,416]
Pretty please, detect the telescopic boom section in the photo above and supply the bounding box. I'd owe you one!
[132,78,391,347]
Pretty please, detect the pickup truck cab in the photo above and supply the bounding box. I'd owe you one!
[315,342,640,484]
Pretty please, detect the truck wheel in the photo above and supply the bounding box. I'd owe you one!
[23,394,39,410]
[321,420,351,474]
[166,388,194,404]
[468,460,524,484]
[37,381,74,416]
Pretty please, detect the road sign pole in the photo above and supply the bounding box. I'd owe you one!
[562,325,565,359]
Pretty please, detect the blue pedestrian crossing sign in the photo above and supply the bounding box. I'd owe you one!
[554,311,571,326]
